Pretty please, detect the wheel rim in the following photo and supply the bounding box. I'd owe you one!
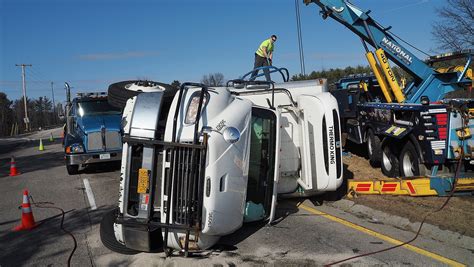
[367,136,373,156]
[402,150,416,177]
[382,146,392,171]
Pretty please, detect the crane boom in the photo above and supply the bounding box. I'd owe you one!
[304,0,471,103]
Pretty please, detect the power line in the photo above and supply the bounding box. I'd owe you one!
[29,66,52,82]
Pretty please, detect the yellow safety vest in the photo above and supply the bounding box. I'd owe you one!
[256,39,274,58]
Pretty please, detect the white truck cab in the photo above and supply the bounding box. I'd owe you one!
[102,77,343,256]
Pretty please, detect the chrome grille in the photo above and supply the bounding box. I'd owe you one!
[165,145,206,226]
[105,130,121,150]
[87,130,121,151]
[87,132,103,151]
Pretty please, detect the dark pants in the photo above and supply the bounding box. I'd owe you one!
[250,54,271,81]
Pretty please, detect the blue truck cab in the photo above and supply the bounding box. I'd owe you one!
[64,92,123,175]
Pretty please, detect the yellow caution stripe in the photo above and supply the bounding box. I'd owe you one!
[348,177,474,197]
[348,179,437,196]
[299,204,465,267]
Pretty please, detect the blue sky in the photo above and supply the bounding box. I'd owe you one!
[1,0,445,103]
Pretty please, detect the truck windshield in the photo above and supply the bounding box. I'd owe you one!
[77,100,121,116]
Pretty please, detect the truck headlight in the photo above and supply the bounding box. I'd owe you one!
[66,143,84,154]
[185,93,208,124]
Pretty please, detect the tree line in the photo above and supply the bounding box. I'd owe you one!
[0,92,62,137]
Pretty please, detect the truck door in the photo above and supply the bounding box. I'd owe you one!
[246,107,278,218]
[297,94,342,192]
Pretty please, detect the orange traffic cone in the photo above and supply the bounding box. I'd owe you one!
[9,156,20,176]
[13,190,37,231]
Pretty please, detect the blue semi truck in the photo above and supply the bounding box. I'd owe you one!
[63,83,123,175]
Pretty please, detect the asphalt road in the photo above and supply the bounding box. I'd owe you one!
[0,128,472,266]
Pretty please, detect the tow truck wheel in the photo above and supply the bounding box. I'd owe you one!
[399,141,423,177]
[100,208,139,255]
[381,141,400,177]
[66,164,79,175]
[366,129,382,167]
[108,80,177,109]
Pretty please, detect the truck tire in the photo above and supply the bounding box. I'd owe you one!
[381,141,400,177]
[100,208,139,255]
[399,141,426,177]
[66,164,79,175]
[108,80,178,110]
[366,129,382,167]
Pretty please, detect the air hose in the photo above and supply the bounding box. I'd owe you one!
[29,196,78,267]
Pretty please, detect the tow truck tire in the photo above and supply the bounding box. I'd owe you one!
[108,80,177,109]
[100,208,139,255]
[381,141,400,178]
[399,141,425,178]
[366,129,382,167]
[66,164,79,175]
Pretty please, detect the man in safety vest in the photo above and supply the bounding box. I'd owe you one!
[250,35,277,81]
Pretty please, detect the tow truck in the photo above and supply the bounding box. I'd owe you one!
[304,0,473,195]
[100,69,343,255]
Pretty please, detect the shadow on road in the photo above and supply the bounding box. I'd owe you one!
[0,151,64,178]
[81,161,121,174]
[0,204,113,266]
[0,138,63,156]
[344,140,367,158]
[213,199,301,254]
[0,139,121,177]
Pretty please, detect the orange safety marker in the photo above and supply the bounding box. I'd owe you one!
[348,178,439,197]
[9,156,20,176]
[38,138,44,151]
[13,190,37,231]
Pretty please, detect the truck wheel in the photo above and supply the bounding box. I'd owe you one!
[66,164,79,175]
[381,141,399,177]
[108,80,177,110]
[366,129,382,167]
[100,208,139,255]
[399,141,424,177]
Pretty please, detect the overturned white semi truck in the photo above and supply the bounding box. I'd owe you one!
[100,76,343,256]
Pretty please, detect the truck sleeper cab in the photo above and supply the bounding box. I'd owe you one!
[109,80,342,255]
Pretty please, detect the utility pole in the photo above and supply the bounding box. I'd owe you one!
[51,81,56,124]
[15,64,32,131]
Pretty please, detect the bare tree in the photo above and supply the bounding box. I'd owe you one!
[171,80,181,89]
[432,0,474,51]
[201,73,225,86]
[0,93,13,136]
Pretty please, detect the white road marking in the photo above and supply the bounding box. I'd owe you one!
[83,178,97,210]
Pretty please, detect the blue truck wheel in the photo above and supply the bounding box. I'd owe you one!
[66,164,79,175]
